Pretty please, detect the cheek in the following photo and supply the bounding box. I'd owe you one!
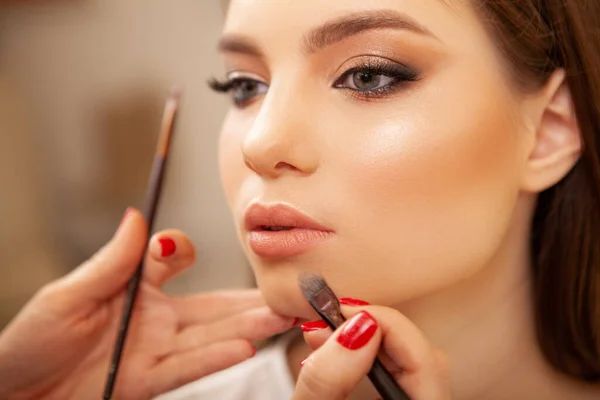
[328,92,523,302]
[218,112,247,211]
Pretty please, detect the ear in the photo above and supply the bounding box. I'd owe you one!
[521,69,582,193]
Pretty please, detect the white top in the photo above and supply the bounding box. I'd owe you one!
[155,334,296,400]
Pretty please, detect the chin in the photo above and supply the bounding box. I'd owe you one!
[253,268,321,319]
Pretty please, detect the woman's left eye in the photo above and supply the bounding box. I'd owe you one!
[336,70,396,92]
[333,61,420,96]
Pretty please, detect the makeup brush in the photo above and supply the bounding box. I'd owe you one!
[298,273,411,400]
[102,87,181,400]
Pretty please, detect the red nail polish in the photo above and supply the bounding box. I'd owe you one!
[337,311,378,350]
[340,297,371,306]
[301,320,328,332]
[159,237,176,257]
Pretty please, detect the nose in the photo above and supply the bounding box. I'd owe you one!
[241,85,319,178]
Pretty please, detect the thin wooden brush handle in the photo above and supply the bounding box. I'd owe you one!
[102,156,167,400]
[103,89,178,399]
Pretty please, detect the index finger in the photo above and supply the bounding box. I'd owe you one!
[293,311,383,400]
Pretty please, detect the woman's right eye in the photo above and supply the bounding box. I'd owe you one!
[209,77,269,107]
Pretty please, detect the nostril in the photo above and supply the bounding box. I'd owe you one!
[274,161,298,171]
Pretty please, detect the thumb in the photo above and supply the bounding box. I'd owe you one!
[61,208,148,302]
[293,311,382,400]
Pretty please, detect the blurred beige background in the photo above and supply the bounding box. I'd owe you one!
[0,0,254,328]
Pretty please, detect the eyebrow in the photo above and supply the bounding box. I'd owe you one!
[218,33,264,58]
[217,9,436,57]
[304,10,437,53]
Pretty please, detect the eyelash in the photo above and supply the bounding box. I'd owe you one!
[208,78,235,93]
[208,77,265,107]
[333,59,421,98]
[208,59,421,107]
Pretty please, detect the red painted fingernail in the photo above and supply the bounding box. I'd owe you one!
[159,237,176,257]
[337,311,378,350]
[301,320,328,332]
[340,297,370,306]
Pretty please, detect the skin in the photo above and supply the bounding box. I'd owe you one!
[216,0,596,398]
[0,209,295,400]
[0,0,594,398]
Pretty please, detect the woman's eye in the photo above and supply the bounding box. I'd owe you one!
[332,61,421,97]
[338,70,396,91]
[230,79,268,105]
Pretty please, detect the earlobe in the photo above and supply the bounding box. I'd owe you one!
[521,69,582,193]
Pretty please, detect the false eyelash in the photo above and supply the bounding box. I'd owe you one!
[208,77,234,93]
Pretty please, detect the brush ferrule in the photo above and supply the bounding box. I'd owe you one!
[311,289,345,329]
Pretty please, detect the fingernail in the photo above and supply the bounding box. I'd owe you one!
[337,311,378,350]
[159,237,176,257]
[301,320,328,332]
[300,358,308,367]
[340,297,370,306]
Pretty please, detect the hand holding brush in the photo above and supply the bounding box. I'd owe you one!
[296,273,450,400]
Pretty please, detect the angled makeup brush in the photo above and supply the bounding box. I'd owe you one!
[298,273,411,400]
[102,87,181,400]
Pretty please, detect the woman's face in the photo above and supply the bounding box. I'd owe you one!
[217,0,531,319]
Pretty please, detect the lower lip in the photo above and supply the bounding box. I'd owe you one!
[248,229,333,258]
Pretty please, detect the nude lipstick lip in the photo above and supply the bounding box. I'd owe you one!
[244,203,334,258]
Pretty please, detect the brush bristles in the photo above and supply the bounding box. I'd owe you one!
[157,88,180,157]
[298,272,345,328]
[298,272,328,301]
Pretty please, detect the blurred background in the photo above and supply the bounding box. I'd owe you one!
[0,0,254,328]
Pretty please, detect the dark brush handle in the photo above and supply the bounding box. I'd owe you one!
[315,308,411,399]
[368,358,411,400]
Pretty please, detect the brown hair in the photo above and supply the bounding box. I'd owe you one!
[478,0,600,381]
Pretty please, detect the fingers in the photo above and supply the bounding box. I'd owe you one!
[301,320,332,351]
[300,304,450,400]
[174,306,295,353]
[58,208,147,303]
[143,230,197,287]
[343,305,450,399]
[294,311,382,400]
[150,339,255,398]
[171,289,266,327]
[341,305,446,374]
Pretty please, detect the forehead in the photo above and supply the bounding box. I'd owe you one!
[224,0,483,50]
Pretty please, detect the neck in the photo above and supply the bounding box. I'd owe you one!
[396,198,598,399]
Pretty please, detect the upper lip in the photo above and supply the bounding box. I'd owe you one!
[244,203,332,232]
